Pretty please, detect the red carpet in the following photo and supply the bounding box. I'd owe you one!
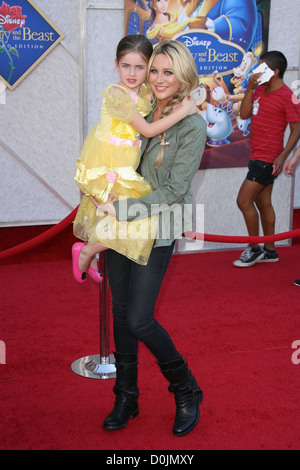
[0,214,300,450]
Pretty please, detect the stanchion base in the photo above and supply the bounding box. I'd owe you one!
[71,354,116,379]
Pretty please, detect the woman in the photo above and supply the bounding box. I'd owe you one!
[72,34,196,278]
[94,40,207,437]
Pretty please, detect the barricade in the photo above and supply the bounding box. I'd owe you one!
[1,206,299,380]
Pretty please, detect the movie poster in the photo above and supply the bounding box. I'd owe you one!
[0,0,63,90]
[124,0,271,169]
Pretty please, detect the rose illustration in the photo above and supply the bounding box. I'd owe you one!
[0,1,26,31]
[0,1,26,83]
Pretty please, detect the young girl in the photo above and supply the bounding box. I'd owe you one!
[72,34,196,283]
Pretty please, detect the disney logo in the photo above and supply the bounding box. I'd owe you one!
[0,2,26,31]
[0,14,25,28]
[181,36,212,50]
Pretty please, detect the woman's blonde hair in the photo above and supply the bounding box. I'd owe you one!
[147,40,199,167]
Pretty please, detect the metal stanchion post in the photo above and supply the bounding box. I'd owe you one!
[71,254,116,379]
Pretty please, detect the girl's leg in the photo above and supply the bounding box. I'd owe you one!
[78,242,107,271]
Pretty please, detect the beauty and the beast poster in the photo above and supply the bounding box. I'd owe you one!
[125,0,271,169]
[0,0,63,90]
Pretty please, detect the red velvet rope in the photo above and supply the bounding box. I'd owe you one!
[184,229,300,243]
[0,205,299,261]
[0,207,79,261]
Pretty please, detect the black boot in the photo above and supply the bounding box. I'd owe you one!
[158,357,203,437]
[103,352,139,431]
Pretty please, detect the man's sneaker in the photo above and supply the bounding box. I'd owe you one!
[294,280,300,287]
[233,245,264,267]
[259,248,279,263]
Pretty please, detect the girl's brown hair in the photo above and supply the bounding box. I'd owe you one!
[116,34,153,64]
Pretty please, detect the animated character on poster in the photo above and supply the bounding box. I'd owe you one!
[179,0,257,52]
[199,51,257,142]
[146,0,171,43]
[202,103,232,145]
[128,0,270,168]
[141,0,257,52]
[227,51,257,135]
[146,1,205,44]
[211,70,228,104]
[228,52,258,115]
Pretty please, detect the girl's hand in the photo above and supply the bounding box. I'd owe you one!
[181,96,198,116]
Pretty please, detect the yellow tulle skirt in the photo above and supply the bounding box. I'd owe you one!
[73,195,158,265]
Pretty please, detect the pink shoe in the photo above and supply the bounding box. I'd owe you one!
[72,242,88,283]
[88,265,103,283]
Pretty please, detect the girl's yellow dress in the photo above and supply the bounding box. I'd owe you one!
[73,83,158,266]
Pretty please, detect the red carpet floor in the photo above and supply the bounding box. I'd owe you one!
[0,214,300,450]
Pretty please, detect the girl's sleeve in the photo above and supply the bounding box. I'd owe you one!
[103,85,138,123]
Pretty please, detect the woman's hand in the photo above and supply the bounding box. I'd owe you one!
[91,197,117,217]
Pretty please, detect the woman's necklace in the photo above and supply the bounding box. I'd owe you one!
[154,106,163,121]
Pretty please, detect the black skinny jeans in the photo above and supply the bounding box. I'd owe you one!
[104,241,181,363]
